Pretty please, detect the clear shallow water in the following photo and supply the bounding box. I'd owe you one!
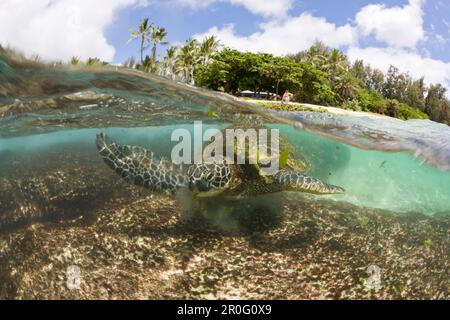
[1,51,450,300]
[1,52,450,219]
[0,123,449,215]
[267,109,450,171]
[277,125,450,214]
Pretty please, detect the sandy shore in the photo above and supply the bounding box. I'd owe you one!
[241,99,402,121]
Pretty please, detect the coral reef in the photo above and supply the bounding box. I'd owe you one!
[0,148,448,300]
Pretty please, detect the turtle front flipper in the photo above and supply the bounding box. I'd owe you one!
[96,133,187,194]
[274,170,345,195]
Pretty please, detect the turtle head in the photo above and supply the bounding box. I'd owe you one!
[187,163,232,197]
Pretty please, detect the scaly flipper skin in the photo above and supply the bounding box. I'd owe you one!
[95,133,345,197]
[96,133,187,194]
[274,170,345,195]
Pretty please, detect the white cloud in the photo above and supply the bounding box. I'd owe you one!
[194,13,357,55]
[347,47,450,88]
[193,0,450,95]
[347,0,450,95]
[176,0,293,18]
[176,0,216,9]
[229,0,293,18]
[355,0,426,48]
[2,0,448,98]
[0,0,149,62]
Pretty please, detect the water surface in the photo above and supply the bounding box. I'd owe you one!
[0,51,448,300]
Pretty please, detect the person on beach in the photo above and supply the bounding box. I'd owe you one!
[282,90,293,104]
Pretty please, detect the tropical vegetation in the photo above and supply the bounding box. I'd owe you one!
[193,41,450,123]
[254,101,328,113]
[80,18,450,125]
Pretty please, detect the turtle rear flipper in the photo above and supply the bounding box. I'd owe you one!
[275,170,345,195]
[96,133,187,194]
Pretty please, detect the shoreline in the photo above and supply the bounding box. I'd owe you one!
[240,98,403,121]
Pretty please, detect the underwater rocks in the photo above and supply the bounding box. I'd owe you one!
[0,145,141,232]
[0,169,448,299]
[0,142,448,300]
[63,91,111,102]
[0,90,256,137]
[0,91,112,118]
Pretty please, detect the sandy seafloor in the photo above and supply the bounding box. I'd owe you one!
[0,145,448,300]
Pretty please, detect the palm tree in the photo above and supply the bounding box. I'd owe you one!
[199,36,220,65]
[162,46,179,80]
[325,49,348,80]
[335,74,358,100]
[128,18,151,65]
[142,55,152,73]
[302,41,329,68]
[177,39,200,84]
[149,26,168,73]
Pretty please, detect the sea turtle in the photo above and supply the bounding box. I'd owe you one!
[95,131,345,200]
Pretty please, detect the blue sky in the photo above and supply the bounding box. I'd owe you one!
[0,0,449,91]
[106,0,450,63]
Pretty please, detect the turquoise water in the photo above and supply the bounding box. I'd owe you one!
[278,125,450,214]
[1,50,450,221]
[2,49,450,301]
[1,123,449,215]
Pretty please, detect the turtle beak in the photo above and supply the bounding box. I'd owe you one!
[196,180,211,192]
[189,181,210,193]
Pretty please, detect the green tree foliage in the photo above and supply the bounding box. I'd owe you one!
[291,45,445,122]
[141,55,152,73]
[366,68,385,93]
[195,60,230,91]
[127,18,221,80]
[161,46,179,80]
[382,65,409,101]
[195,49,335,105]
[196,49,268,94]
[355,88,387,113]
[350,88,428,120]
[123,21,450,124]
[425,84,449,123]
[397,102,429,120]
[288,41,329,69]
[149,26,168,73]
[261,57,300,96]
[296,63,335,105]
[335,73,358,101]
[178,39,200,84]
[128,18,151,65]
[199,36,221,66]
[405,78,426,111]
[350,59,366,85]
[325,48,349,87]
